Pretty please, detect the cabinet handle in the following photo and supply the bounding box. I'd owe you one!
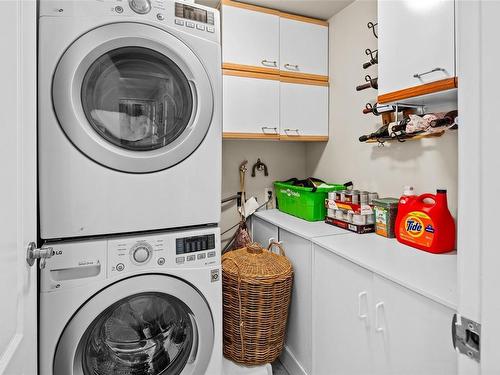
[261,126,278,135]
[261,59,277,67]
[358,291,368,320]
[375,302,385,332]
[413,67,446,79]
[283,128,300,136]
[284,63,299,70]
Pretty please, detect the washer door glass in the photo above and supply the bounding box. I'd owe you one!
[52,23,215,173]
[53,275,214,375]
[82,292,194,375]
[81,47,193,152]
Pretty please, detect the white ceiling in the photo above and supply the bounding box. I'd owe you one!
[195,0,355,20]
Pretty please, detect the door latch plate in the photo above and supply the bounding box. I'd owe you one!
[452,314,480,362]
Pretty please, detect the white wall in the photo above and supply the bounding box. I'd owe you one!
[221,140,307,245]
[306,0,458,216]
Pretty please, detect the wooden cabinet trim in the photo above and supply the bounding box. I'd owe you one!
[223,68,280,81]
[221,0,328,26]
[280,76,329,87]
[221,0,280,15]
[378,77,458,104]
[223,132,280,140]
[279,12,329,27]
[279,70,329,82]
[279,135,329,142]
[222,62,279,76]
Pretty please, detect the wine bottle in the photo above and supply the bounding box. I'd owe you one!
[363,55,378,69]
[429,110,458,128]
[359,123,389,142]
[388,117,410,137]
[356,76,378,91]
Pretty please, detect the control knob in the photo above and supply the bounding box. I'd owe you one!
[130,243,152,264]
[129,0,151,14]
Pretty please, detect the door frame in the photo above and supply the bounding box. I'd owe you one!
[0,0,38,374]
[457,1,500,373]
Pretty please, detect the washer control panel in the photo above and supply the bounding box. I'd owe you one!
[108,229,220,276]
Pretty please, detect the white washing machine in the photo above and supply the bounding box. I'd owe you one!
[39,227,222,375]
[38,0,221,240]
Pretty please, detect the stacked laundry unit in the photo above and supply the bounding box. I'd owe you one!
[37,0,222,373]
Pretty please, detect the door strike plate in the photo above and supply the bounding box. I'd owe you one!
[452,314,480,362]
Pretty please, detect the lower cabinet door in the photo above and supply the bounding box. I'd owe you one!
[372,275,457,375]
[251,217,278,248]
[312,245,375,375]
[279,230,313,374]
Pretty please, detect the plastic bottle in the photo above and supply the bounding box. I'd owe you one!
[395,189,456,253]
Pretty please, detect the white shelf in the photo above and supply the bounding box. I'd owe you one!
[313,233,457,309]
[253,209,349,239]
[253,209,457,309]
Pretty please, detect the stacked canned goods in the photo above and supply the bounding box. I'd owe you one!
[327,190,379,228]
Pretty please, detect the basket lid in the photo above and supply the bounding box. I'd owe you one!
[222,242,292,279]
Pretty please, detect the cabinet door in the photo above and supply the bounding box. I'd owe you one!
[222,4,279,72]
[280,82,328,138]
[280,17,328,78]
[279,230,313,374]
[372,275,457,375]
[251,217,278,247]
[378,0,455,95]
[312,245,375,375]
[223,73,280,136]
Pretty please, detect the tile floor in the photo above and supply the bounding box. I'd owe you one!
[272,360,289,375]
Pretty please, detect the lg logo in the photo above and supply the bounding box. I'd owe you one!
[52,249,63,256]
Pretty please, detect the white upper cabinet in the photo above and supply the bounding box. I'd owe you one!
[223,72,280,137]
[280,17,329,78]
[280,81,329,138]
[221,3,280,72]
[378,0,456,96]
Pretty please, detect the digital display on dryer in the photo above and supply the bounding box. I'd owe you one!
[176,234,215,254]
[175,3,214,24]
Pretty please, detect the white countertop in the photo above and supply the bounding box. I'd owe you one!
[253,209,349,239]
[253,209,458,309]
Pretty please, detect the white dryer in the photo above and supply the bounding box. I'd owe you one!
[39,227,222,375]
[38,0,221,239]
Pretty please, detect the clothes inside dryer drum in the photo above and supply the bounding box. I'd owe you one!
[81,47,193,152]
[81,292,196,375]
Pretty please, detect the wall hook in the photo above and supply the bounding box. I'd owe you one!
[367,21,378,39]
[251,158,269,177]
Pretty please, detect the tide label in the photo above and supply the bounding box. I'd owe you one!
[399,211,435,248]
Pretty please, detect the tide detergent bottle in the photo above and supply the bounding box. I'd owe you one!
[395,189,456,253]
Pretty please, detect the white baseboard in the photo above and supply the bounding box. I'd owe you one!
[279,346,307,375]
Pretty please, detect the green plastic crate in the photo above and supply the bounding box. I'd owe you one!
[274,180,346,221]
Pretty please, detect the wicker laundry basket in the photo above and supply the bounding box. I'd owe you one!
[222,242,293,366]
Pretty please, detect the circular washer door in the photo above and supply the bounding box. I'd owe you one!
[54,275,214,375]
[53,23,214,173]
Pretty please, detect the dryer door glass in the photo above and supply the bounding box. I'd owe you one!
[81,292,196,375]
[81,47,193,151]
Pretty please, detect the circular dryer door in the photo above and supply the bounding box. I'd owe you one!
[53,275,215,375]
[53,23,214,173]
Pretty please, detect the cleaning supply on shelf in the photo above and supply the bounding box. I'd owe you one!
[395,189,456,253]
[372,198,399,238]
